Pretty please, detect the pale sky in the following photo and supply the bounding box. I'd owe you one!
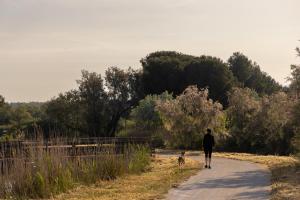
[0,0,299,102]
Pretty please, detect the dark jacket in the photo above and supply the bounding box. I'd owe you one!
[203,133,215,150]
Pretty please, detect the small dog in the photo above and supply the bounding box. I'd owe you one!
[178,151,185,168]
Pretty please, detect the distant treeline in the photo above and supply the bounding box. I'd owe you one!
[1,50,299,155]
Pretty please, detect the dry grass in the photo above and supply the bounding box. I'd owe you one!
[0,138,151,199]
[55,156,201,200]
[214,152,300,200]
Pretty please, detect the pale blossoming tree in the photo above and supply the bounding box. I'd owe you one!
[155,85,225,148]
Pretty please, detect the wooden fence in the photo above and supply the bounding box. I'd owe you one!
[0,137,150,175]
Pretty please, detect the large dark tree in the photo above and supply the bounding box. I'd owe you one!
[228,52,281,95]
[77,70,107,137]
[141,51,196,96]
[44,90,84,136]
[0,95,11,127]
[141,51,235,105]
[184,56,235,105]
[105,67,144,136]
[43,67,143,137]
[0,95,4,106]
[287,47,300,99]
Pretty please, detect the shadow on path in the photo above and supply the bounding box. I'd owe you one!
[179,170,269,190]
[166,157,271,200]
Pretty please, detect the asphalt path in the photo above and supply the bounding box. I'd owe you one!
[165,155,271,200]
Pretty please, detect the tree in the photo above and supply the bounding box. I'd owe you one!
[227,87,296,154]
[42,67,144,138]
[105,67,144,136]
[44,90,84,136]
[0,95,11,136]
[226,87,261,151]
[291,101,300,156]
[129,92,172,134]
[141,51,193,96]
[117,92,172,148]
[228,52,253,83]
[77,70,107,137]
[228,52,281,95]
[141,51,235,106]
[9,106,34,139]
[251,92,295,154]
[291,45,300,156]
[0,95,4,107]
[184,56,235,106]
[156,86,225,149]
[287,65,300,99]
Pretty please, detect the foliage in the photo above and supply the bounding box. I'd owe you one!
[0,97,38,139]
[105,67,144,137]
[291,101,300,156]
[44,67,143,138]
[252,92,295,154]
[9,106,35,138]
[0,50,297,157]
[117,93,172,147]
[226,87,296,154]
[226,87,261,151]
[0,95,4,106]
[10,102,45,120]
[156,86,225,149]
[131,95,164,131]
[290,46,300,156]
[184,56,235,106]
[228,52,281,95]
[44,90,84,136]
[77,70,108,137]
[141,51,195,96]
[141,51,236,106]
[0,99,11,126]
[287,65,300,99]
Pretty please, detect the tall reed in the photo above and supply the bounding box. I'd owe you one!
[0,137,150,199]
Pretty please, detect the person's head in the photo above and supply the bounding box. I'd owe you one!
[181,151,185,156]
[207,128,212,134]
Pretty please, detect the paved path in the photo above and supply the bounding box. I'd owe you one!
[165,156,271,200]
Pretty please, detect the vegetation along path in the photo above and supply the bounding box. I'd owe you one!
[166,156,271,200]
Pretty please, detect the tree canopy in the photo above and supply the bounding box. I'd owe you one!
[142,51,281,106]
[43,67,143,137]
[1,50,297,156]
[228,52,281,95]
[226,87,296,154]
[141,51,236,106]
[156,85,225,148]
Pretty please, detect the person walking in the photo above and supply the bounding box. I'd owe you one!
[203,128,215,169]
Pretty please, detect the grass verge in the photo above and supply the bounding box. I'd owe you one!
[55,156,201,200]
[0,143,150,199]
[214,152,300,200]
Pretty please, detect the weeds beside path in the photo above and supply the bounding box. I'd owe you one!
[214,152,300,200]
[55,157,201,200]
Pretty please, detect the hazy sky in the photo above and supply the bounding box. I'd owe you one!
[0,0,299,102]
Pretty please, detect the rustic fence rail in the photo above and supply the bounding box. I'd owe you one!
[0,137,150,175]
